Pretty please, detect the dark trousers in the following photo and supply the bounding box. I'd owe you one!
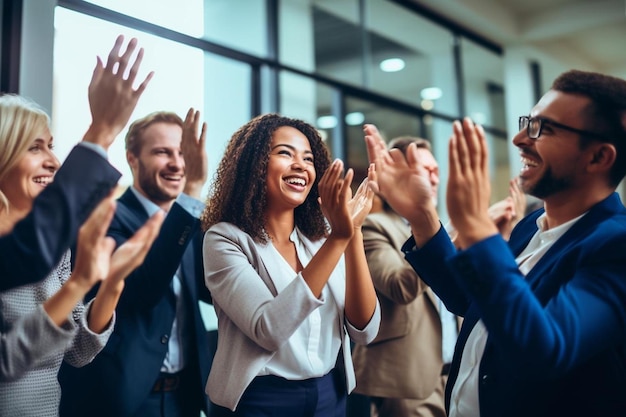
[213,367,347,417]
[133,369,200,417]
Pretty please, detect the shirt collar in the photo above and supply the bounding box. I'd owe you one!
[129,186,162,217]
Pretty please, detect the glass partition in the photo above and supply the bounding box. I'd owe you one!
[83,0,268,57]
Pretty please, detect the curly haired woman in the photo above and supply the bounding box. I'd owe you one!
[202,113,380,416]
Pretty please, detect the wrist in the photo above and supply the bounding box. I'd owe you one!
[83,125,117,151]
[99,279,125,296]
[183,181,203,198]
[64,275,93,296]
[456,221,499,248]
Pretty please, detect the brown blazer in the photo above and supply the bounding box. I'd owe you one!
[352,211,459,400]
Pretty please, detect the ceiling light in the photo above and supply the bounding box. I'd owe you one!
[420,87,442,100]
[345,112,365,126]
[421,99,434,110]
[316,115,337,129]
[379,58,405,72]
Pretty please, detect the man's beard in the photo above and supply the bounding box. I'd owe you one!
[137,163,180,204]
[523,167,571,199]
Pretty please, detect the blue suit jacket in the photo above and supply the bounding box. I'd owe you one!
[0,145,120,290]
[402,193,626,417]
[59,189,214,417]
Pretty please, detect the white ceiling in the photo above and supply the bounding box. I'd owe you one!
[411,0,626,78]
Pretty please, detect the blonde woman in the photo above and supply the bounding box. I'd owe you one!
[0,37,162,416]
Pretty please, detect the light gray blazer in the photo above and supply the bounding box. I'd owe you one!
[203,222,381,411]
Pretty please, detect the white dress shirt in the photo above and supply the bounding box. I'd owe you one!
[129,187,204,373]
[255,228,342,379]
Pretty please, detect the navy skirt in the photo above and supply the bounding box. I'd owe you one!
[212,366,347,417]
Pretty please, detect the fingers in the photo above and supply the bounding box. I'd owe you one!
[105,35,124,71]
[450,118,490,182]
[81,193,116,239]
[454,120,471,175]
[363,124,386,165]
[475,123,489,178]
[116,37,139,77]
[108,210,164,282]
[90,57,104,87]
[448,126,460,182]
[199,122,207,147]
[339,168,354,203]
[126,47,144,86]
[129,210,165,246]
[135,70,154,96]
[319,159,343,204]
[367,163,380,194]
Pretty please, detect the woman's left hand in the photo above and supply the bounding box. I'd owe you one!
[347,165,374,229]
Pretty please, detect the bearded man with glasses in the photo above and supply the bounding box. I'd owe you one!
[364,69,626,417]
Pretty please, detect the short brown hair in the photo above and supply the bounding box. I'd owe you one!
[551,70,626,186]
[387,136,431,153]
[125,111,183,155]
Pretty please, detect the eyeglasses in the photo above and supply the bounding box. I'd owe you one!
[518,116,607,140]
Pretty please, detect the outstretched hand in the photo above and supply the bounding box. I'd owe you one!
[364,124,439,246]
[84,35,154,150]
[71,193,118,290]
[181,107,208,198]
[105,210,164,287]
[447,118,498,248]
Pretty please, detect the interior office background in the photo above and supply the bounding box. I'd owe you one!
[3,0,626,212]
[2,0,625,329]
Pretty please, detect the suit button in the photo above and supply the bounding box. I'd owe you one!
[481,374,489,385]
[161,335,169,344]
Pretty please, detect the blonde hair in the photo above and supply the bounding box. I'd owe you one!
[0,94,50,211]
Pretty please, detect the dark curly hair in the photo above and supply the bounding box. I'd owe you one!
[552,70,626,186]
[201,113,331,243]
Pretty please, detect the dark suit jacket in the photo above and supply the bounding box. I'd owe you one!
[0,145,120,291]
[402,193,626,417]
[59,189,214,417]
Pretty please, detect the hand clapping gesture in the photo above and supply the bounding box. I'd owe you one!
[181,107,208,198]
[318,159,373,240]
[364,123,439,246]
[447,118,499,248]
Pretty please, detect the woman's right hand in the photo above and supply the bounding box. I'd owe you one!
[69,193,117,291]
[318,159,355,240]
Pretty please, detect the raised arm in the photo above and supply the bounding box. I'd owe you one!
[0,35,152,291]
[364,124,440,247]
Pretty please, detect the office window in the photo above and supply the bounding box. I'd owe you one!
[54,7,251,198]
[460,37,506,130]
[83,0,268,57]
[280,0,458,116]
[344,96,422,183]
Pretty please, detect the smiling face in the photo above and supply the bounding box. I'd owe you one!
[0,127,59,213]
[513,90,594,201]
[127,122,185,210]
[265,126,316,213]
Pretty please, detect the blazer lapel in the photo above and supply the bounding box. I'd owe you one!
[522,193,622,302]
